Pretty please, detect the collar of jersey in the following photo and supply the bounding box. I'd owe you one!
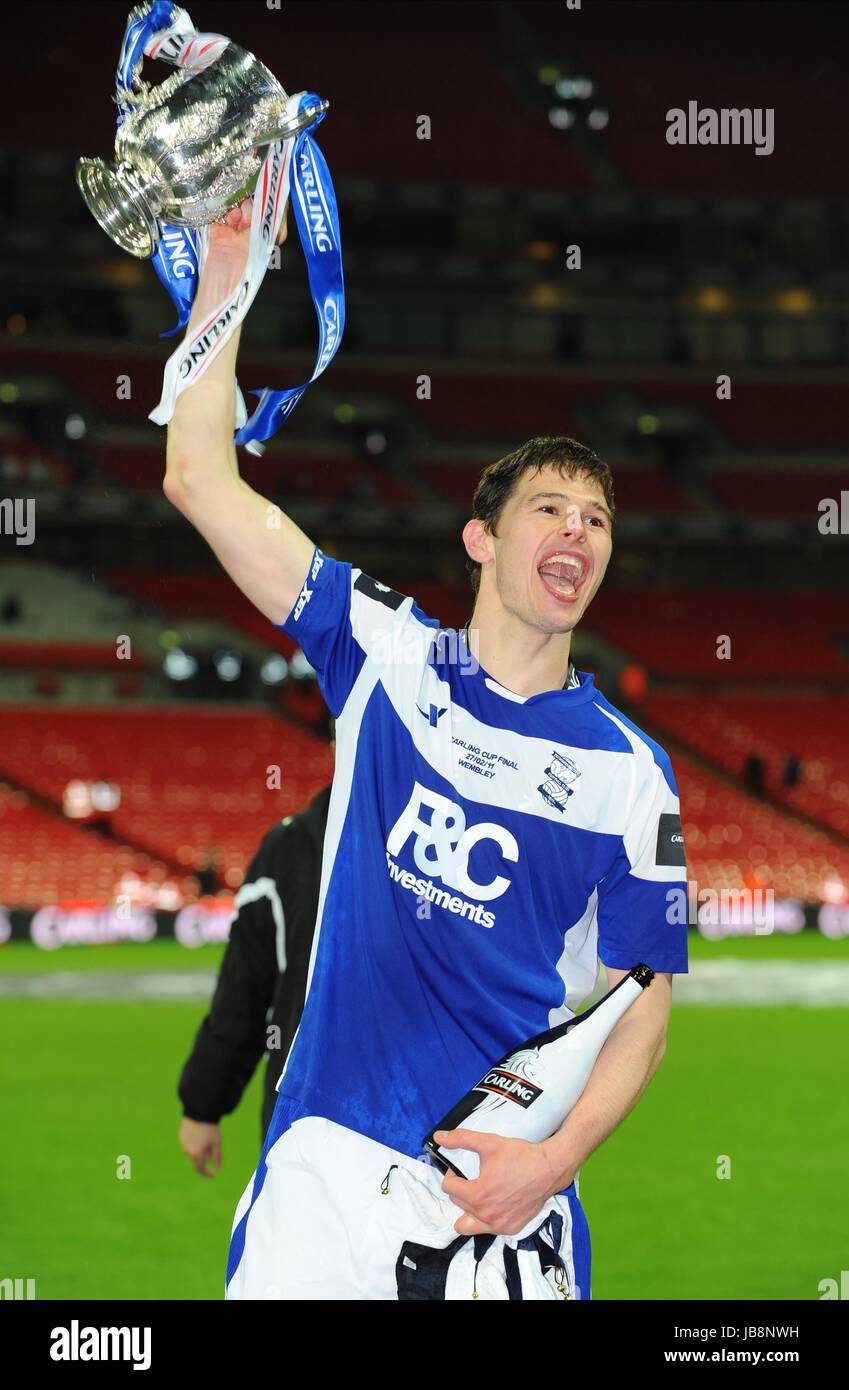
[434,630,597,705]
[474,662,597,705]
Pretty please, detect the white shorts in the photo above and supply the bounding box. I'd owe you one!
[225,1094,592,1301]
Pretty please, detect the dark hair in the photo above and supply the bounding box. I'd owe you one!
[465,435,615,597]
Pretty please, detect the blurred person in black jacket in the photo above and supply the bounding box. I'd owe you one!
[177,782,330,1176]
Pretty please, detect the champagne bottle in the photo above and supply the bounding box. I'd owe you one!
[423,963,655,1180]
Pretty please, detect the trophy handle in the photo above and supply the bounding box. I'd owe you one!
[251,98,329,150]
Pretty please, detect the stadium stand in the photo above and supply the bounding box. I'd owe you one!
[0,708,334,896]
[646,694,849,837]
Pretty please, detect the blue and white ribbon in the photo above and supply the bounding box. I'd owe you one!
[112,2,344,455]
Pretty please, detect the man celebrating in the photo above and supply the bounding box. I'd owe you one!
[164,198,688,1301]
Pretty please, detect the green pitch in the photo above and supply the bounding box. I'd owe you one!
[0,933,846,1300]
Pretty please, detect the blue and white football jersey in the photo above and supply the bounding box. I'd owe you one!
[275,548,689,1160]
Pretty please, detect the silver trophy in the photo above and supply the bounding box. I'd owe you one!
[76,14,327,259]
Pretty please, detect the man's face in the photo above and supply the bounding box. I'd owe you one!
[475,465,613,632]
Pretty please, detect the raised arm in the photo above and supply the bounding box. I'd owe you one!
[163,196,315,625]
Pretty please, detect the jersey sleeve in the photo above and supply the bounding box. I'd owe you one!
[596,751,690,974]
[276,546,436,716]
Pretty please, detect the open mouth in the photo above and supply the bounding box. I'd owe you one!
[537,554,588,603]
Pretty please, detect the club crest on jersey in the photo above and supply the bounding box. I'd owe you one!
[538,750,581,812]
[475,1068,542,1108]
